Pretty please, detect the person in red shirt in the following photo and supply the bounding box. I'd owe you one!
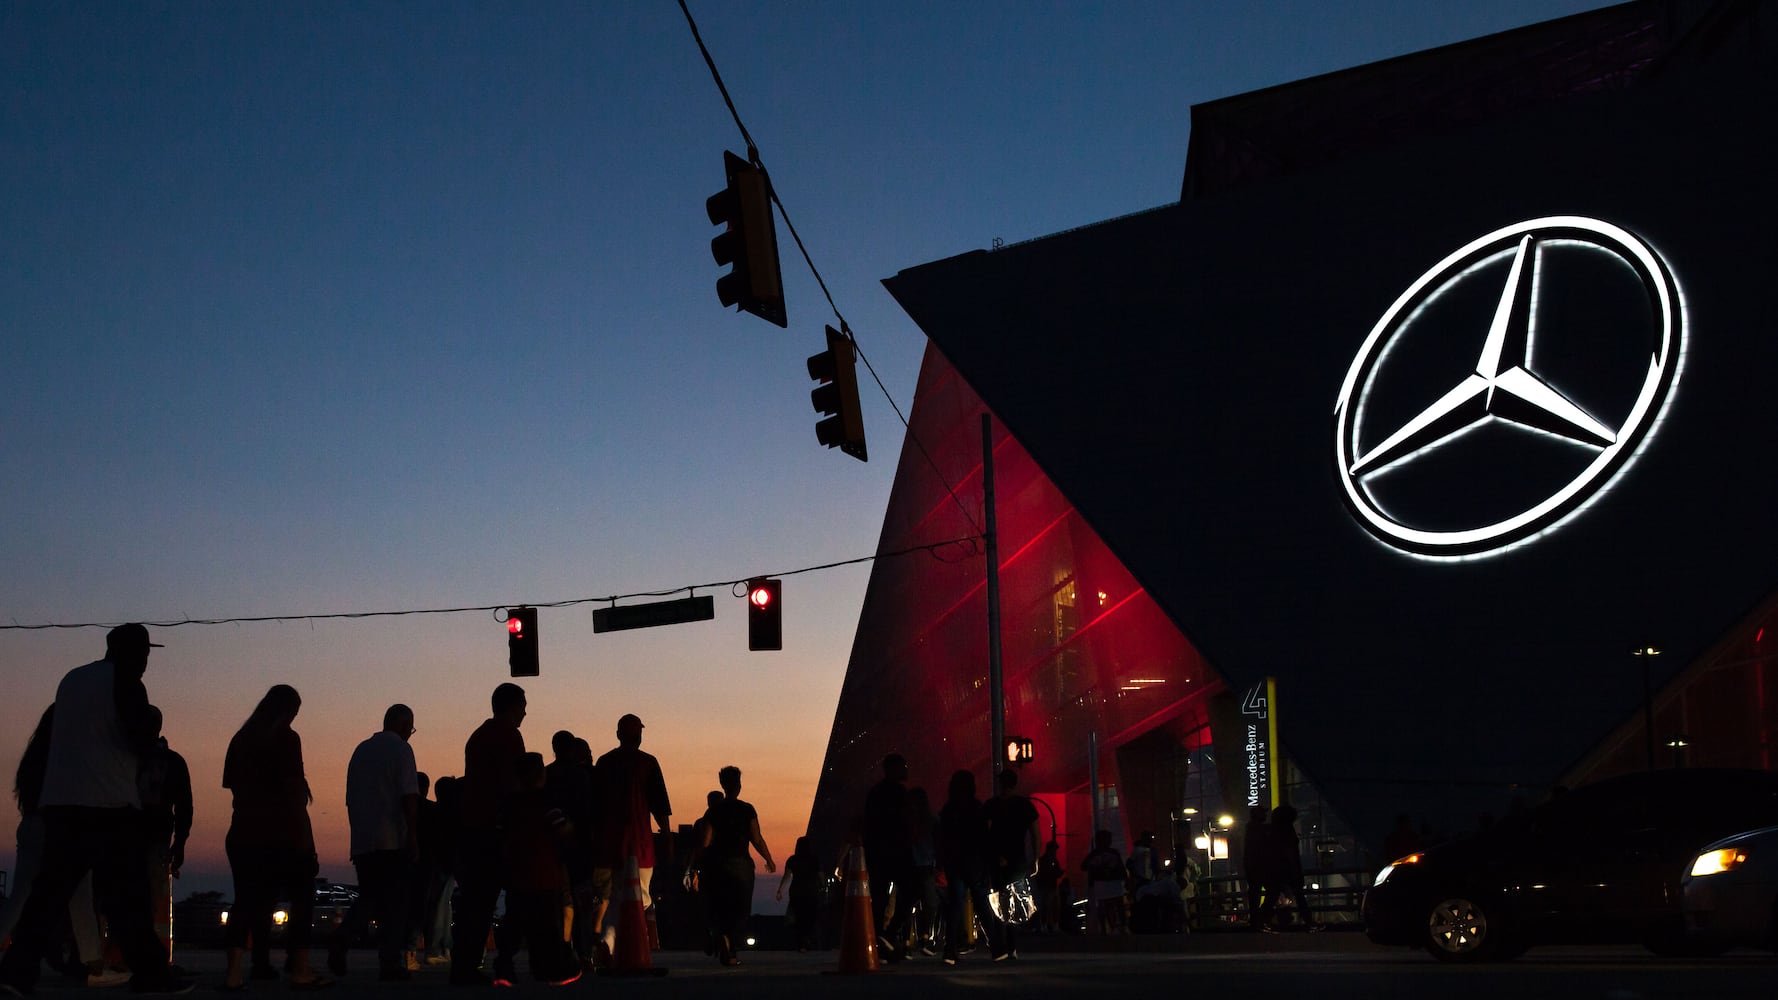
[589,714,671,966]
[449,683,526,986]
[498,753,580,986]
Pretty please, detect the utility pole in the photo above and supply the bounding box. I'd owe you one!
[984,414,1005,785]
[1633,644,1662,770]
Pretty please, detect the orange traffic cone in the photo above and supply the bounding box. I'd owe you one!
[833,843,879,974]
[608,853,667,977]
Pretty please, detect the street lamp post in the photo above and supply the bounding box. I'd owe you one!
[1632,644,1662,771]
[1666,734,1690,769]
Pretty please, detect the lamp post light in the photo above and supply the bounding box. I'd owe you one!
[1666,733,1690,769]
[1632,644,1662,770]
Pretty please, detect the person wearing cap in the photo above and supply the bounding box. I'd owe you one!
[588,713,671,966]
[0,624,194,996]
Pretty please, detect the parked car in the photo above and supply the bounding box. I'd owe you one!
[172,891,230,949]
[1682,824,1778,951]
[1362,768,1778,962]
[219,878,364,946]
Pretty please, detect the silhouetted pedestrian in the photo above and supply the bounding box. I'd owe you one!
[687,789,722,955]
[983,769,1039,959]
[589,714,671,966]
[1268,805,1322,931]
[0,706,120,988]
[1130,836,1185,933]
[403,771,437,969]
[861,753,913,960]
[420,775,459,965]
[699,767,773,966]
[137,705,192,968]
[1081,830,1126,935]
[1241,806,1275,931]
[497,753,580,985]
[907,787,939,954]
[0,624,192,996]
[449,683,527,987]
[542,731,595,974]
[936,769,996,965]
[219,683,330,990]
[774,836,822,952]
[330,704,419,981]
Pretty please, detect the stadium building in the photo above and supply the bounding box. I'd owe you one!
[807,0,1778,888]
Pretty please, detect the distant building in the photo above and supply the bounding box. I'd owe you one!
[807,0,1778,881]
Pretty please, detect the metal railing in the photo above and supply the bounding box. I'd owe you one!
[1190,867,1375,927]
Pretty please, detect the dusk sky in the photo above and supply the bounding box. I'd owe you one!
[2,0,1609,909]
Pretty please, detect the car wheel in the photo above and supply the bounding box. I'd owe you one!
[1424,895,1502,963]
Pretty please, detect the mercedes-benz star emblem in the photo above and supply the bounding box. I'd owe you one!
[1333,216,1682,557]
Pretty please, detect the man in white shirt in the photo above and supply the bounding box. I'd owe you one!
[329,705,419,981]
[0,624,193,996]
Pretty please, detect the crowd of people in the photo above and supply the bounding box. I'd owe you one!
[2,623,1337,998]
[827,753,1041,965]
[0,625,785,995]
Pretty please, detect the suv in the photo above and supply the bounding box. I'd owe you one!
[1362,768,1778,961]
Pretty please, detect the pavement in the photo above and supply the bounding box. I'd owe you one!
[1,930,1382,998]
[19,930,1775,1000]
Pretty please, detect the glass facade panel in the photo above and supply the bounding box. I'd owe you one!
[808,345,1239,875]
[1569,595,1778,782]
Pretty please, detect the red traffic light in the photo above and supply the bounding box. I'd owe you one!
[746,577,782,651]
[507,607,538,677]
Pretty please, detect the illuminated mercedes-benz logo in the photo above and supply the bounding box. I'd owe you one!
[1333,217,1682,557]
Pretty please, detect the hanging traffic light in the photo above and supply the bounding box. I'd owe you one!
[507,606,539,677]
[746,578,782,651]
[807,325,867,461]
[706,150,787,328]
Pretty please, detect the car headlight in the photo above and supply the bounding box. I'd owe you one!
[1689,848,1748,877]
[1372,852,1422,887]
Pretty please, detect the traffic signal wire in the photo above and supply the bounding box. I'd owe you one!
[676,0,985,539]
[0,534,983,632]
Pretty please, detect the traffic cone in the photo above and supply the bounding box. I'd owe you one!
[833,844,879,974]
[607,853,667,977]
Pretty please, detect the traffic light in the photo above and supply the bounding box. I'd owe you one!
[706,150,787,328]
[746,578,781,651]
[1005,736,1035,766]
[507,606,539,677]
[807,325,867,461]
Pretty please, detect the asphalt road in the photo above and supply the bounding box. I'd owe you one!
[31,935,1778,1000]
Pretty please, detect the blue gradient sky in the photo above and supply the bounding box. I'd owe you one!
[2,0,1608,906]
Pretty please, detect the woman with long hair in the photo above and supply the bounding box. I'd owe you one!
[220,685,331,990]
[775,836,823,952]
[0,707,56,942]
[936,769,998,965]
